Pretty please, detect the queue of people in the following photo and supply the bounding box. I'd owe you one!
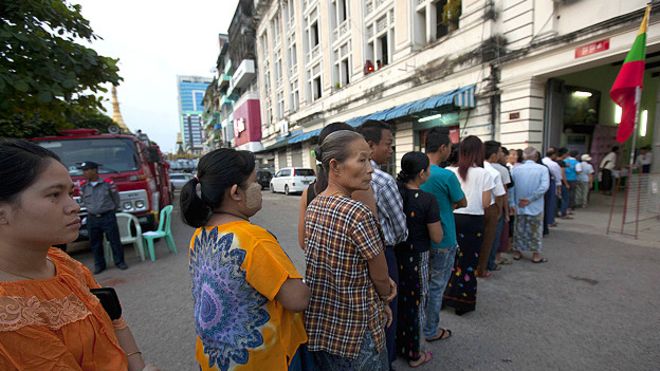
[0,129,643,370]
[178,122,563,371]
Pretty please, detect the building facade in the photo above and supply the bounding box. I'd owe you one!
[208,0,264,153]
[177,75,213,154]
[254,0,659,173]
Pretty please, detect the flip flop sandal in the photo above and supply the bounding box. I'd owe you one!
[426,328,452,343]
[512,253,522,261]
[408,351,433,368]
[532,257,548,264]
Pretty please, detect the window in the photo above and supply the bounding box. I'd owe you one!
[313,76,322,100]
[311,21,319,46]
[435,0,449,39]
[340,0,348,22]
[280,169,291,177]
[272,14,281,46]
[277,91,285,119]
[288,43,297,69]
[379,34,388,66]
[294,168,315,176]
[275,54,282,82]
[341,58,350,85]
[284,0,295,25]
[365,9,394,74]
[290,80,299,112]
[333,42,351,88]
[263,69,271,95]
[260,32,269,58]
[414,7,427,45]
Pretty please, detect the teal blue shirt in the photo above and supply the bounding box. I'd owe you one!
[420,165,465,249]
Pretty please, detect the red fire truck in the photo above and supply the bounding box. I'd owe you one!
[32,128,172,238]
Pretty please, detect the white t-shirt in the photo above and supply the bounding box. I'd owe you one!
[542,157,563,186]
[484,161,506,205]
[600,152,617,170]
[447,166,495,215]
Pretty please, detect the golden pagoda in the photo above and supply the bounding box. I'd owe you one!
[111,85,130,133]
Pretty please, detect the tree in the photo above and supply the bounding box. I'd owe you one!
[0,0,121,137]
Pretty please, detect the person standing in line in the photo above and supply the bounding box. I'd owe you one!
[577,154,595,208]
[394,152,442,367]
[599,146,619,195]
[496,146,514,263]
[487,142,512,272]
[304,131,395,370]
[510,147,550,263]
[478,141,506,277]
[562,149,582,210]
[542,148,563,228]
[358,120,408,367]
[557,149,572,219]
[419,128,466,344]
[507,148,518,170]
[80,161,128,274]
[536,152,555,237]
[180,149,311,371]
[444,136,495,315]
[297,122,378,251]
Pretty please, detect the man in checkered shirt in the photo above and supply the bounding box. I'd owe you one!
[359,120,409,366]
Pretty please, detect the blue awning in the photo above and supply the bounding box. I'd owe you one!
[255,130,304,153]
[288,128,322,144]
[346,85,476,127]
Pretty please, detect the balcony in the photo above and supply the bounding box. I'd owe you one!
[218,73,231,90]
[333,20,350,42]
[231,59,256,90]
[308,44,320,63]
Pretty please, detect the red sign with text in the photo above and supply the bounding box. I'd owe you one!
[575,39,610,58]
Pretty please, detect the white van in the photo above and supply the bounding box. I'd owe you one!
[270,167,316,195]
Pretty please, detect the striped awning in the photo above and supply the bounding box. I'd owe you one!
[346,85,476,127]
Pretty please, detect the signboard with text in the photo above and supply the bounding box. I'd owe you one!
[575,39,610,58]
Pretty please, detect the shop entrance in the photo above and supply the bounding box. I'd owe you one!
[543,56,659,168]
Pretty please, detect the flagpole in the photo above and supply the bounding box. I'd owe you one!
[628,86,642,169]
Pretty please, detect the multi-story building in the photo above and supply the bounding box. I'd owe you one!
[254,0,659,173]
[177,75,213,154]
[210,0,264,153]
[202,34,229,153]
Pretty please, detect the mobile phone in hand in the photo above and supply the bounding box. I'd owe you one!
[90,287,122,320]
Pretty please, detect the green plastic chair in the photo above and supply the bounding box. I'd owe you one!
[142,205,177,261]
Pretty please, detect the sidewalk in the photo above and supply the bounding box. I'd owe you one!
[552,192,660,249]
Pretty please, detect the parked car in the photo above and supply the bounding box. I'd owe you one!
[257,169,274,189]
[170,172,194,191]
[270,167,316,195]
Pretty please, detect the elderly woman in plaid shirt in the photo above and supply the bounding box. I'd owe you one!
[304,130,396,371]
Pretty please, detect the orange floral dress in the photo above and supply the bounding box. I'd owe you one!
[0,248,128,370]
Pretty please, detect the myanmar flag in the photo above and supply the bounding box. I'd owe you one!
[610,5,652,143]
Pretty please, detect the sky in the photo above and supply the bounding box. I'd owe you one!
[74,0,239,152]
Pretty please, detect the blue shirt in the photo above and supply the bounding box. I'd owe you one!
[564,157,580,181]
[509,160,550,216]
[420,164,465,249]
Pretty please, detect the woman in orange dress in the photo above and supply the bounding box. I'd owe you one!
[0,139,157,371]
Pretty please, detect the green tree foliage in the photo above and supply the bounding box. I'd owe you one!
[0,0,122,138]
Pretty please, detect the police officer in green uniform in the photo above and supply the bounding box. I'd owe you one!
[80,162,128,274]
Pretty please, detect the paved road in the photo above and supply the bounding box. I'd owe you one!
[70,191,660,370]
